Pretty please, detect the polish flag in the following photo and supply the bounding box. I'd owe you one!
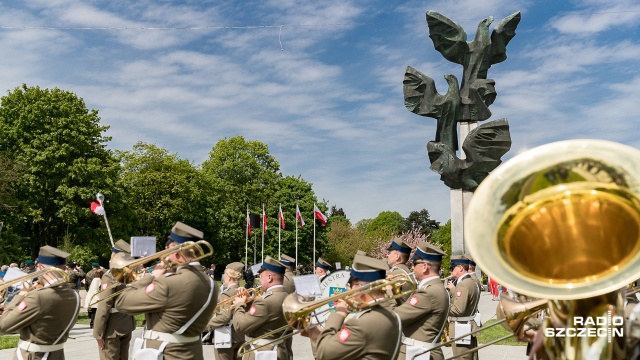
[296,204,305,228]
[247,210,252,236]
[278,205,285,229]
[90,202,105,216]
[263,208,267,232]
[313,204,327,226]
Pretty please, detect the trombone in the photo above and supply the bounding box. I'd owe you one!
[0,267,69,301]
[215,286,263,313]
[91,240,214,305]
[238,273,416,356]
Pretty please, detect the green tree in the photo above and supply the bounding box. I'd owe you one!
[116,142,204,246]
[0,85,118,258]
[430,220,452,274]
[367,211,404,236]
[401,209,440,237]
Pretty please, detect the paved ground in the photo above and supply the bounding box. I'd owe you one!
[0,290,528,359]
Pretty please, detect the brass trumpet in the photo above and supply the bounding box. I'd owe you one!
[464,139,640,359]
[91,240,214,305]
[0,267,69,301]
[238,274,416,356]
[215,286,263,313]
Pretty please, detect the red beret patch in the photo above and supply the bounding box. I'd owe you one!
[456,291,462,297]
[338,328,351,342]
[409,296,419,306]
[18,300,28,312]
[249,306,257,315]
[145,283,155,294]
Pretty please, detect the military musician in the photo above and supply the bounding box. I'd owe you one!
[392,241,449,360]
[114,222,217,360]
[280,254,296,295]
[93,239,136,360]
[315,258,332,283]
[304,253,403,360]
[207,262,245,360]
[447,255,481,360]
[386,237,416,304]
[232,256,290,360]
[464,254,484,294]
[0,245,81,360]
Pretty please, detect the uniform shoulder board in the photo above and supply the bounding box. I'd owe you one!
[261,291,273,299]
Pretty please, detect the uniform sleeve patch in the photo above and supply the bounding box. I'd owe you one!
[145,283,155,294]
[248,306,257,315]
[409,296,419,306]
[456,290,462,298]
[17,300,28,312]
[102,283,108,290]
[338,327,351,342]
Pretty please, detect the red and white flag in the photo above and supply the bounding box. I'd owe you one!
[246,209,252,236]
[313,204,327,226]
[90,201,105,216]
[263,207,267,232]
[278,204,285,229]
[296,204,305,227]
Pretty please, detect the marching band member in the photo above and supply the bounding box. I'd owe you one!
[386,237,416,304]
[115,222,217,360]
[232,256,289,360]
[447,255,481,360]
[0,245,81,360]
[279,254,296,295]
[304,253,403,360]
[392,241,449,360]
[315,258,332,283]
[207,262,245,360]
[93,239,136,360]
[464,254,484,294]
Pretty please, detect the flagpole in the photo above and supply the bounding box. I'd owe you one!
[278,203,281,259]
[295,203,299,268]
[262,204,265,262]
[245,205,249,269]
[313,204,316,266]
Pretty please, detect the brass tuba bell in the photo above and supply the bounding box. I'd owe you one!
[465,139,640,359]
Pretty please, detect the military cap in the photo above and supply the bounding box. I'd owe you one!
[24,260,35,267]
[450,254,471,266]
[112,239,131,254]
[225,262,245,279]
[350,253,389,282]
[464,254,476,267]
[315,258,332,271]
[167,221,203,245]
[386,237,412,255]
[411,241,446,262]
[257,256,287,274]
[38,245,71,266]
[91,262,100,267]
[279,254,295,268]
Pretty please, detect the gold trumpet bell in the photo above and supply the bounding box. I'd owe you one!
[466,140,640,300]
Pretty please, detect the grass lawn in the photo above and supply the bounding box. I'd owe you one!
[476,319,526,346]
[0,335,18,350]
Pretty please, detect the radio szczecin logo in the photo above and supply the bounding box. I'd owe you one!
[544,311,623,343]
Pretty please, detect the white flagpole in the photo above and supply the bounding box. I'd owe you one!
[262,204,265,262]
[313,203,316,266]
[278,203,281,259]
[245,206,248,269]
[295,203,299,268]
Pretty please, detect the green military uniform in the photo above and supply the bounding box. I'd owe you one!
[0,245,80,360]
[392,241,449,360]
[85,263,99,291]
[464,255,484,293]
[67,265,85,291]
[207,261,245,360]
[314,253,402,360]
[448,272,480,360]
[386,238,416,305]
[93,271,136,360]
[279,254,296,360]
[114,222,216,360]
[208,283,243,360]
[233,257,290,360]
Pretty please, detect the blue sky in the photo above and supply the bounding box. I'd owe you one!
[1,0,639,224]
